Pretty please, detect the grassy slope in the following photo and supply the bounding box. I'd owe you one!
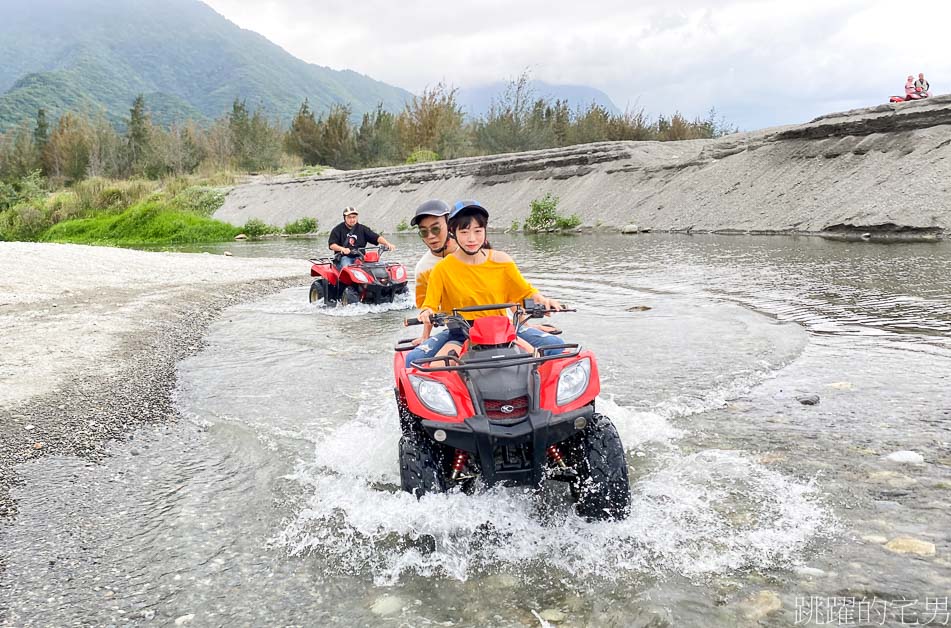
[41,201,239,246]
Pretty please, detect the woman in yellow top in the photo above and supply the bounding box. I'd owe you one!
[417,200,564,357]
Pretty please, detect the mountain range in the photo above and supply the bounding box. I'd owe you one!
[0,0,623,132]
[0,0,412,130]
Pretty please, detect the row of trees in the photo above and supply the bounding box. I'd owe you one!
[1,76,735,186]
[0,97,284,186]
[284,77,735,169]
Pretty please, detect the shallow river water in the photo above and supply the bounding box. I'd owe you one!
[2,234,950,627]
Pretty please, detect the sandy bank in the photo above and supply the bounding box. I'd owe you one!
[216,95,951,239]
[0,243,305,518]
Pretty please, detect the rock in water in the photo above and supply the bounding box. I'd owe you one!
[539,608,567,623]
[621,224,640,234]
[884,537,936,556]
[827,381,853,390]
[796,394,820,405]
[740,591,782,621]
[370,595,404,616]
[885,451,924,465]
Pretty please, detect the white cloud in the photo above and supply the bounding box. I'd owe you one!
[202,0,951,130]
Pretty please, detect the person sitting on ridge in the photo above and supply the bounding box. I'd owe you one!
[905,75,920,100]
[328,206,396,270]
[914,72,931,98]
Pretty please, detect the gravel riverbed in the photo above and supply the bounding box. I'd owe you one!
[0,242,306,520]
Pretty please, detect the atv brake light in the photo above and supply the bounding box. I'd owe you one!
[556,358,591,406]
[409,375,457,416]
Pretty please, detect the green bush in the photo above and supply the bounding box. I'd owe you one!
[405,149,439,164]
[523,193,580,232]
[284,217,317,234]
[241,218,279,238]
[0,171,46,211]
[73,177,157,214]
[510,220,520,232]
[40,201,240,245]
[170,186,226,216]
[395,218,410,231]
[0,204,49,241]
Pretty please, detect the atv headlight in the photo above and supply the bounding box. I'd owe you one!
[556,358,591,406]
[409,376,457,416]
[349,269,370,283]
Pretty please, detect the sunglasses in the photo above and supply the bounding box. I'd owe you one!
[417,225,443,238]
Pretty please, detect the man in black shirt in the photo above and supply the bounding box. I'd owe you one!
[328,206,396,269]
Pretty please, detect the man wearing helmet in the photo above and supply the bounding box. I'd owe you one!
[328,206,396,270]
[415,200,565,359]
[403,199,459,367]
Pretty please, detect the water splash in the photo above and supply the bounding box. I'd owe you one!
[275,393,831,585]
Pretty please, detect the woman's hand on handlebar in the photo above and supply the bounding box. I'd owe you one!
[418,308,434,325]
[536,296,564,313]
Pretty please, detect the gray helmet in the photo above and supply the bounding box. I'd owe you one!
[410,199,451,227]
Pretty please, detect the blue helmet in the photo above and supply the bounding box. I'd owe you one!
[449,200,489,222]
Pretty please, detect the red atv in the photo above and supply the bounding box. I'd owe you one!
[393,301,630,521]
[308,246,409,305]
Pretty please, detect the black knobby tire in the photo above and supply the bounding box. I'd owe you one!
[308,280,326,304]
[568,413,631,521]
[341,286,360,306]
[399,432,449,498]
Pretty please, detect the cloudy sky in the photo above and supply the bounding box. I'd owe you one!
[202,0,950,131]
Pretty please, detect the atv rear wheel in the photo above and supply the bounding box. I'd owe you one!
[399,432,449,498]
[308,280,326,304]
[568,413,631,521]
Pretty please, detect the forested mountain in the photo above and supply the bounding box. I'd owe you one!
[0,0,411,130]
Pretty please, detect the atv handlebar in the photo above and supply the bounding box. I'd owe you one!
[403,301,573,329]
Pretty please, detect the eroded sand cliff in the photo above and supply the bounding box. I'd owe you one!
[216,95,951,238]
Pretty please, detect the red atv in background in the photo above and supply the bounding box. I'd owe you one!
[308,246,409,305]
[393,301,631,521]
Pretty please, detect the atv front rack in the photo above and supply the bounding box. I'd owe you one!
[410,344,581,372]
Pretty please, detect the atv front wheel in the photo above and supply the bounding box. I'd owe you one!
[569,413,631,521]
[341,286,360,305]
[399,433,449,498]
